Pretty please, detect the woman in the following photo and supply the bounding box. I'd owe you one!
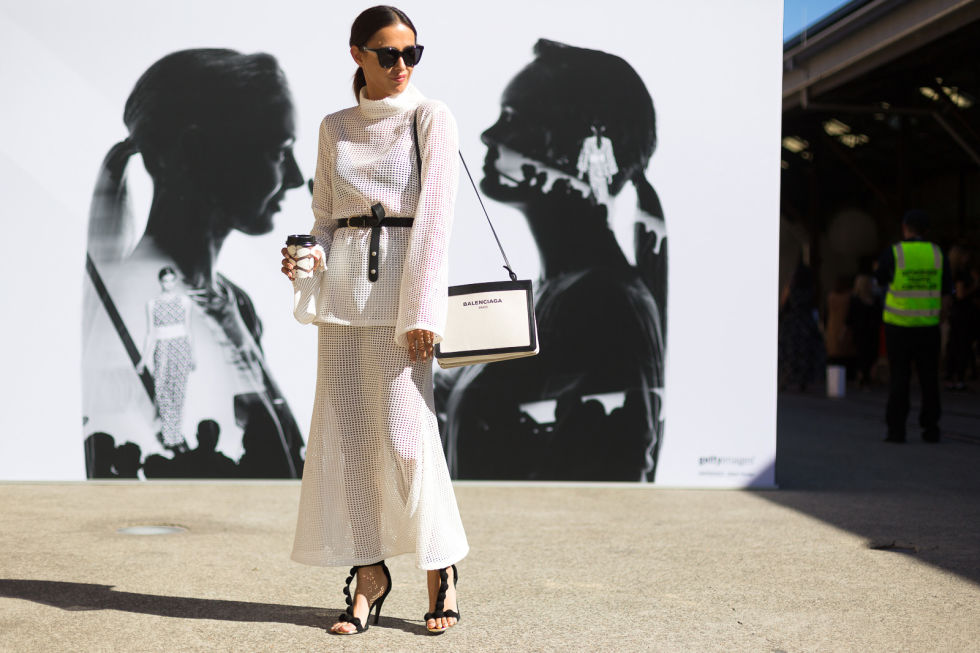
[945,245,976,390]
[441,39,666,482]
[778,261,826,391]
[135,266,195,452]
[824,275,856,369]
[282,6,467,636]
[82,48,305,478]
[847,274,882,387]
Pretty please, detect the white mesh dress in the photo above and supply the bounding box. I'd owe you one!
[290,83,469,570]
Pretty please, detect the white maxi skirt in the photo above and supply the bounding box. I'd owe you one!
[291,325,469,570]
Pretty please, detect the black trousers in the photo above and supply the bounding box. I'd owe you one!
[884,324,941,436]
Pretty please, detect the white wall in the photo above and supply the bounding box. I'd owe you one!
[0,0,782,484]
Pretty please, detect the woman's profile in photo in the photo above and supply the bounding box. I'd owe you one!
[440,38,667,482]
[83,48,306,478]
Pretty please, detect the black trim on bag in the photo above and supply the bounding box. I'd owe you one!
[434,279,538,360]
[446,279,532,295]
[436,343,538,358]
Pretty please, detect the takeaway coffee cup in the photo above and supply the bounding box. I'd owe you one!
[285,234,318,279]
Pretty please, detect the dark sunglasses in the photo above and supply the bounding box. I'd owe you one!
[360,45,424,68]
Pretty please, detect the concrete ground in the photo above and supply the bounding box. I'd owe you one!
[1,385,978,652]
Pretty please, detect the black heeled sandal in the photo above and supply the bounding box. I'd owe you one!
[424,564,460,634]
[332,561,392,635]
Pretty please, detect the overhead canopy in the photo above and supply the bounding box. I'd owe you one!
[781,0,980,261]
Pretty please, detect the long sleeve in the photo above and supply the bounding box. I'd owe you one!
[577,139,591,176]
[293,117,338,324]
[394,102,459,347]
[600,137,619,180]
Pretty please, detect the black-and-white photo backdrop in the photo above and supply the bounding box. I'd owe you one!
[0,0,782,485]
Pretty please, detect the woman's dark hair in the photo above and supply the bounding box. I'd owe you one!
[158,266,177,281]
[349,5,417,100]
[790,261,814,293]
[124,49,290,177]
[88,49,291,262]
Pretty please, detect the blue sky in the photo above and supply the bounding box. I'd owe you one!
[784,0,852,40]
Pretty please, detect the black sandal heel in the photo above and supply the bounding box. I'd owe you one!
[333,561,392,635]
[424,564,460,634]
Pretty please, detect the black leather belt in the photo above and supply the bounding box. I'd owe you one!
[337,202,414,282]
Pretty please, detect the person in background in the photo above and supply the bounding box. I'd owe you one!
[779,259,826,391]
[84,433,117,478]
[113,442,143,478]
[825,275,856,373]
[183,420,237,478]
[945,244,977,391]
[846,274,882,388]
[875,210,952,443]
[971,262,980,379]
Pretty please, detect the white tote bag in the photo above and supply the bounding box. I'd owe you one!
[433,150,539,368]
[435,279,539,368]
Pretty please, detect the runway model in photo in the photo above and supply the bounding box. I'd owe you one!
[282,5,467,636]
[136,266,194,452]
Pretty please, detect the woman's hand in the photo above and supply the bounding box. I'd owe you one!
[281,247,296,280]
[281,247,324,281]
[407,329,435,363]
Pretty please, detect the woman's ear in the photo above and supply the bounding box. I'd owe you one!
[350,45,364,67]
[173,123,221,193]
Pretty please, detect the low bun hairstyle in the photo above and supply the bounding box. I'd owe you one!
[349,5,417,100]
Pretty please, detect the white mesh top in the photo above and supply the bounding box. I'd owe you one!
[292,83,459,348]
[290,84,469,570]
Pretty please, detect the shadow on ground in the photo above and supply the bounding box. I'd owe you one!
[0,579,420,634]
[764,387,980,585]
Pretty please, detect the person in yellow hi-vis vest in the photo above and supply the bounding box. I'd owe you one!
[875,210,952,443]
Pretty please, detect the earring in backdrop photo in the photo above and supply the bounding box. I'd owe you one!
[576,123,618,205]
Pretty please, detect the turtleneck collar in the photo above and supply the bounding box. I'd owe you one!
[358,83,424,119]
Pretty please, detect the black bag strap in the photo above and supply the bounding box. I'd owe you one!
[85,253,156,401]
[458,151,518,281]
[412,111,423,190]
[413,110,518,282]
